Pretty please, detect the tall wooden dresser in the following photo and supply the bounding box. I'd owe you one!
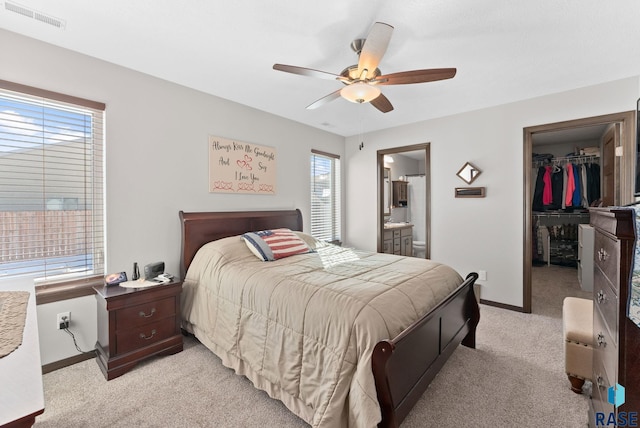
[588,208,640,424]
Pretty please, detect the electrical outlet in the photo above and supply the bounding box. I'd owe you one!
[478,270,487,281]
[56,311,70,330]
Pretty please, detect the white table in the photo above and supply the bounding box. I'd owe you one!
[0,283,44,427]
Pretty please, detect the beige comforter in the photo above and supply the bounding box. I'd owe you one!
[181,234,463,427]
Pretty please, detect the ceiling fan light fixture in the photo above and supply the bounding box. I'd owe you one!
[340,82,381,104]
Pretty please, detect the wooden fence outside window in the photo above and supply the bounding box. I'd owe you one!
[0,210,92,262]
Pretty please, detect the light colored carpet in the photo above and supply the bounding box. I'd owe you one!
[34,265,590,427]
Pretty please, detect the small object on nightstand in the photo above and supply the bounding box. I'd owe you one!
[104,271,127,286]
[152,273,174,283]
[144,261,165,280]
[132,262,140,280]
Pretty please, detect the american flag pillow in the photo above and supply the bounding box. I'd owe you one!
[241,228,312,261]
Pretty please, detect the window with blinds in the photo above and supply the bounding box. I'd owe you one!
[310,150,341,243]
[0,81,105,285]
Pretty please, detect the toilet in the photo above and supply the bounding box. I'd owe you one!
[413,240,426,258]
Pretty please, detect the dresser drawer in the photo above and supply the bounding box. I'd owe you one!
[593,267,619,342]
[115,296,176,330]
[594,231,620,291]
[592,352,615,416]
[393,230,401,238]
[593,306,618,380]
[116,317,177,355]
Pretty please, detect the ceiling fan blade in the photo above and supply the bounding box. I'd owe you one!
[375,68,457,85]
[370,93,394,113]
[357,22,394,79]
[306,89,342,110]
[273,64,340,80]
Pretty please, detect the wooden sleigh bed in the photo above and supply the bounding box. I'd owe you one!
[179,209,480,427]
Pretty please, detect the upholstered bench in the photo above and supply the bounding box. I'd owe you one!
[562,297,594,394]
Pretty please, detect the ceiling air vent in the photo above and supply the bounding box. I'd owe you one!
[4,1,66,29]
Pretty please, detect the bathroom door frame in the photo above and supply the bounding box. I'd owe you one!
[377,143,431,258]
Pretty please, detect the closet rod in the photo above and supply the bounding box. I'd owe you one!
[533,211,589,218]
[532,154,599,167]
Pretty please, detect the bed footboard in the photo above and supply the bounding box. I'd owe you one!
[371,272,480,428]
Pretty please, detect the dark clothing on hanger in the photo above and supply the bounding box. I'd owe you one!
[551,166,564,209]
[587,163,600,204]
[572,163,582,207]
[533,166,546,211]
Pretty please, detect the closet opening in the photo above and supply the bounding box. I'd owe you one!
[522,111,635,314]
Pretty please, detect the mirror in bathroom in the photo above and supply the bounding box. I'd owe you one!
[383,168,391,216]
[456,162,482,185]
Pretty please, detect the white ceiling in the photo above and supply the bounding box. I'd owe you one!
[3,1,640,137]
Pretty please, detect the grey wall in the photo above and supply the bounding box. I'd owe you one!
[1,29,344,364]
[345,77,640,307]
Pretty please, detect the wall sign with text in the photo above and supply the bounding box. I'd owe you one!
[208,135,276,194]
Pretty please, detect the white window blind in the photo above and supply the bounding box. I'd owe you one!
[310,150,341,243]
[0,80,105,284]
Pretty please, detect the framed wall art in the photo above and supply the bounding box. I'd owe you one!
[208,135,277,194]
[456,161,482,185]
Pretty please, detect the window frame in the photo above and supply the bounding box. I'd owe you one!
[310,149,341,244]
[0,80,105,304]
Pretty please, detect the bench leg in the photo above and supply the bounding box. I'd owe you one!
[568,375,585,394]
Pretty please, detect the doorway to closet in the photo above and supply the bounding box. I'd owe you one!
[522,111,635,313]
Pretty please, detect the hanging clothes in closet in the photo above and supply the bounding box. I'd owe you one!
[532,155,600,212]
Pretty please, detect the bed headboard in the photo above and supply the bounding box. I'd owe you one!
[178,209,303,279]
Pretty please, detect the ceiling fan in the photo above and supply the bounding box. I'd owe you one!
[273,22,456,113]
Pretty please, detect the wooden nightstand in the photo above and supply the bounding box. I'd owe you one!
[93,280,183,380]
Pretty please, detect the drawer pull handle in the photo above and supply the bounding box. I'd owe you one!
[597,248,608,261]
[140,329,156,340]
[597,332,606,347]
[596,290,607,304]
[139,308,156,318]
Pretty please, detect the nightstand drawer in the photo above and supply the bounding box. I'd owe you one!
[594,231,619,291]
[116,296,176,330]
[116,317,177,354]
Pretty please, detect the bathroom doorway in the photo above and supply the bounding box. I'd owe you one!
[377,143,430,258]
